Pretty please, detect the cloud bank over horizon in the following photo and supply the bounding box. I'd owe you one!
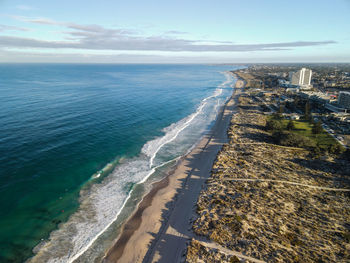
[0,0,349,63]
[0,17,337,53]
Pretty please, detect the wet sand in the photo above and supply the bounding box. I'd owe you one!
[103,77,239,263]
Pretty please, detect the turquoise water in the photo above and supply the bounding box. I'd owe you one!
[0,64,237,262]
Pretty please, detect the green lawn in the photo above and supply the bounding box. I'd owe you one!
[280,119,339,150]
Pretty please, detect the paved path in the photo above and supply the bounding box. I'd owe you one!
[197,240,266,263]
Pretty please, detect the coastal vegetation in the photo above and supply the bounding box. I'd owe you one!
[186,90,350,263]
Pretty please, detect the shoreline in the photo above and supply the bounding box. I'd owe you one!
[26,70,237,263]
[186,82,350,262]
[103,72,241,262]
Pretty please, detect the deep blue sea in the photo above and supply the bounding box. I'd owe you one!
[0,64,238,262]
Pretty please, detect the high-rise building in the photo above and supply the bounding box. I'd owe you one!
[290,68,312,86]
[338,91,350,109]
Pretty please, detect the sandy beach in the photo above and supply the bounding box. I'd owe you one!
[103,74,241,263]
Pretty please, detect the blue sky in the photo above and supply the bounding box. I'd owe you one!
[0,0,349,63]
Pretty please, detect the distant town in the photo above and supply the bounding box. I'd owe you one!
[234,64,350,150]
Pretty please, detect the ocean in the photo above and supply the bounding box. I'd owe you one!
[0,64,238,262]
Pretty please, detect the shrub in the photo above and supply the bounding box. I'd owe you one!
[343,149,350,161]
[342,231,350,242]
[272,112,282,120]
[230,256,240,263]
[328,143,346,155]
[310,146,322,158]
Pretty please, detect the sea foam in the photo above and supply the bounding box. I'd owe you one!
[29,71,235,263]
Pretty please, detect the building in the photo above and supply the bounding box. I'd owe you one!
[290,114,300,120]
[286,87,300,93]
[299,91,331,104]
[325,103,347,113]
[290,68,312,89]
[338,91,350,109]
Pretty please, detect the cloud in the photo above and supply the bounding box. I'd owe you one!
[11,15,137,35]
[16,5,36,11]
[0,34,336,52]
[164,30,188,35]
[0,24,31,32]
[9,15,61,25]
[3,16,337,52]
[26,17,58,25]
[2,49,350,63]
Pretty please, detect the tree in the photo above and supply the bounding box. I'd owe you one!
[304,101,311,120]
[272,131,316,149]
[285,101,292,111]
[293,97,300,109]
[287,120,295,130]
[278,105,284,114]
[310,117,315,125]
[312,121,323,134]
[272,112,282,120]
[266,119,283,131]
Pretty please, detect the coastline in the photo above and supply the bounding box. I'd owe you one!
[186,80,350,262]
[102,73,241,262]
[25,68,237,263]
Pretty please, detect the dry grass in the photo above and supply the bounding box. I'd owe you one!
[187,93,350,263]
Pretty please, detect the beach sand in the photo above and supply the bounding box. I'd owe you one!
[103,77,239,263]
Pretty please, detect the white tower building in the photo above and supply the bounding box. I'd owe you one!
[290,68,312,89]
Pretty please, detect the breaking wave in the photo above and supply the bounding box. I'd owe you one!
[29,72,235,263]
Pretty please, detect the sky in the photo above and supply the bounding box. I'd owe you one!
[0,0,349,63]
